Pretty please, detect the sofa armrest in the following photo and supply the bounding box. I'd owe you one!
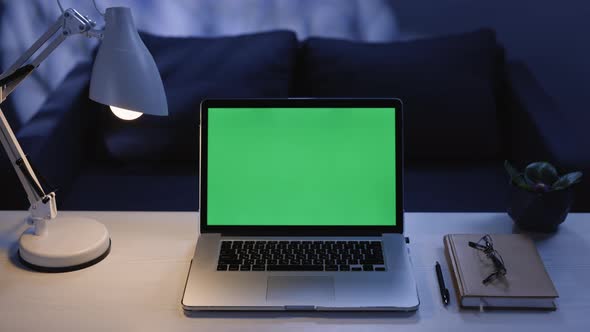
[506,61,590,170]
[506,61,590,210]
[0,61,96,210]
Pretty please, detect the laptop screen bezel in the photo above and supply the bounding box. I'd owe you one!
[199,99,403,236]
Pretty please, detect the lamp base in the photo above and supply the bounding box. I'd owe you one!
[18,216,111,273]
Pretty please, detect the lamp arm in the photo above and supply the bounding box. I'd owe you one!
[0,8,102,229]
[0,107,45,204]
[0,17,62,82]
[0,8,101,102]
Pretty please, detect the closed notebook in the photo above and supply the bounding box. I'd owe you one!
[444,234,558,310]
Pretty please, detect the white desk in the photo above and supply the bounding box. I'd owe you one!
[1,211,589,332]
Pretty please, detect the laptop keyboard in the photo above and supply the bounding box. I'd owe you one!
[217,240,386,272]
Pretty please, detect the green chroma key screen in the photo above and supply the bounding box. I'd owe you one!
[206,107,397,226]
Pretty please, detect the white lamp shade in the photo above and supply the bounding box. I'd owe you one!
[89,7,167,116]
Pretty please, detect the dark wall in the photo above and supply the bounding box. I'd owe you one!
[390,0,590,128]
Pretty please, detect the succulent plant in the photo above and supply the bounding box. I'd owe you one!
[505,161,583,193]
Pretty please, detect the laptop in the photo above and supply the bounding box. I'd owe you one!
[182,98,419,311]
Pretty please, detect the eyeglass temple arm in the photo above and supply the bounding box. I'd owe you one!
[489,252,506,270]
[468,241,486,250]
[482,272,500,285]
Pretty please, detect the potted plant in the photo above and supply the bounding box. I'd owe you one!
[505,161,583,232]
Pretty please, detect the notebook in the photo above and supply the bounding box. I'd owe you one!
[444,234,558,310]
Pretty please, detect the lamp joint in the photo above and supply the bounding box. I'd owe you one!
[61,8,95,37]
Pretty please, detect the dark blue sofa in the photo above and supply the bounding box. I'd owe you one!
[2,29,588,212]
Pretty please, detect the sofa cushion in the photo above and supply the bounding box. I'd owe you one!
[298,29,505,161]
[100,30,298,162]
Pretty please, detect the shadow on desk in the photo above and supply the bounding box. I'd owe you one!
[7,242,37,273]
[0,216,27,251]
[184,309,419,321]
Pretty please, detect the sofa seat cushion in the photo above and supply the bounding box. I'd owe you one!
[404,162,508,212]
[298,29,506,161]
[59,162,198,211]
[99,30,299,162]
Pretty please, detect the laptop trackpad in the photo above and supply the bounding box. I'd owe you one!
[266,276,335,304]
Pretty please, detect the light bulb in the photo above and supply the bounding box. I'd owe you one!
[110,106,143,120]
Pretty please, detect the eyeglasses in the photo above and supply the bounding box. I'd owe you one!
[468,235,507,285]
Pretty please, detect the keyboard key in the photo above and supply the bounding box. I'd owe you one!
[218,240,386,273]
[220,249,235,256]
[267,265,324,271]
[362,258,384,265]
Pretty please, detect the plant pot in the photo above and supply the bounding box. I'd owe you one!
[507,184,574,233]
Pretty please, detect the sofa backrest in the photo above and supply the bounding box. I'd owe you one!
[33,28,508,164]
[296,29,507,161]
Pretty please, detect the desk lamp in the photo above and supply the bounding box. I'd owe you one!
[0,2,167,272]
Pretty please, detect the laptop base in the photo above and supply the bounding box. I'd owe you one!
[182,233,419,311]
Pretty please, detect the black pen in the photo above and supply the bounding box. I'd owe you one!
[435,261,450,305]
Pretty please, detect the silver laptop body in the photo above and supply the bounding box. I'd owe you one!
[182,99,419,311]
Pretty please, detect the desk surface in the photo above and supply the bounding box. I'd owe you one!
[1,211,589,332]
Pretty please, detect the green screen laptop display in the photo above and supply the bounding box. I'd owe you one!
[206,107,396,226]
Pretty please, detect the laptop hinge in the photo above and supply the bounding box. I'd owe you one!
[284,305,315,311]
[216,233,409,241]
